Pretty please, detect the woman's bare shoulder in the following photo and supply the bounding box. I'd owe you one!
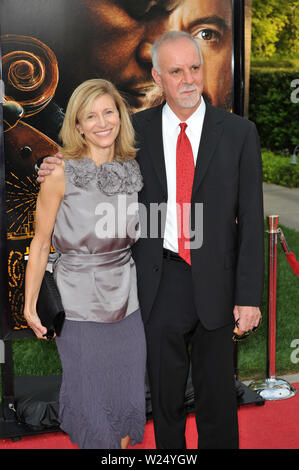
[39,160,65,199]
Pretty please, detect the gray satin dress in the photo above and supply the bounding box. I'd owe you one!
[52,157,146,449]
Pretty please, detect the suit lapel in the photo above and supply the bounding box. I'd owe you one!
[192,103,224,199]
[144,104,168,198]
[142,102,224,199]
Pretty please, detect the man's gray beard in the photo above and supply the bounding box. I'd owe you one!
[177,91,201,109]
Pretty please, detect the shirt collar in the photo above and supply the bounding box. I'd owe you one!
[163,97,206,134]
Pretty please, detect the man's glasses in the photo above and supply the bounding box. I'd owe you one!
[232,318,262,342]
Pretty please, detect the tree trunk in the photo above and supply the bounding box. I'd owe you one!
[244,0,253,117]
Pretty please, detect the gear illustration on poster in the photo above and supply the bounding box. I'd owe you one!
[6,173,38,240]
[2,35,59,329]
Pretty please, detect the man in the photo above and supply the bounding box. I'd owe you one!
[38,31,264,449]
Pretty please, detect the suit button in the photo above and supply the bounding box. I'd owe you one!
[153,265,159,272]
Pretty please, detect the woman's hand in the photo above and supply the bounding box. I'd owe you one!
[23,310,50,340]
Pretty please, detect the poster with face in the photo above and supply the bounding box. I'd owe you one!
[0,0,237,335]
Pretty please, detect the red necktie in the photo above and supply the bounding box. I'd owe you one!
[176,123,194,265]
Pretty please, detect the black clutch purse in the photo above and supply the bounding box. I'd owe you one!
[36,271,65,339]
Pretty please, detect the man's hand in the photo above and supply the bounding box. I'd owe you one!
[37,152,63,183]
[233,305,262,336]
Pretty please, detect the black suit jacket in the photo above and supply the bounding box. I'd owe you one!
[132,102,264,330]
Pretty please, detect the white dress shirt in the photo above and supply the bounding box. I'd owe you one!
[162,98,206,252]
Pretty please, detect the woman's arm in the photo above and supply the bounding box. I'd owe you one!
[24,162,65,339]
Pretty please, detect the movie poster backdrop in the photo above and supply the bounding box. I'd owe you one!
[0,0,241,336]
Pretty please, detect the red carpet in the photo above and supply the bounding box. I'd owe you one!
[0,383,298,450]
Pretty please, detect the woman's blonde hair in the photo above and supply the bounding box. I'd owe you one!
[58,79,137,161]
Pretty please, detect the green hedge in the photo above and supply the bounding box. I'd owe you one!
[250,59,295,69]
[249,70,299,152]
[262,149,299,188]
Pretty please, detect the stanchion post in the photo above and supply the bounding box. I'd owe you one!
[249,215,296,400]
[267,215,278,379]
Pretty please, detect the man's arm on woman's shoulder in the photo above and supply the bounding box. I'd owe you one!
[36,152,64,183]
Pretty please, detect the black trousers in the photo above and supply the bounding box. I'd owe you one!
[144,257,239,449]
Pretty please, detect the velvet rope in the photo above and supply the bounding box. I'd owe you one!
[278,228,299,279]
[286,252,299,278]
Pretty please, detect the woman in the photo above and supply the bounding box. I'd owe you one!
[24,79,146,449]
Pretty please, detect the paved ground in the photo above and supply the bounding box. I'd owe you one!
[263,183,299,232]
[243,372,299,386]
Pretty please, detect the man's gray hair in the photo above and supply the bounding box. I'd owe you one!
[151,30,203,73]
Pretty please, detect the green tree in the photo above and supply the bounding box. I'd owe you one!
[251,0,299,58]
[279,1,299,55]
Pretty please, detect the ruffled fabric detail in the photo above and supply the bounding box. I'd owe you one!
[64,157,95,188]
[97,160,143,195]
[65,158,143,195]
